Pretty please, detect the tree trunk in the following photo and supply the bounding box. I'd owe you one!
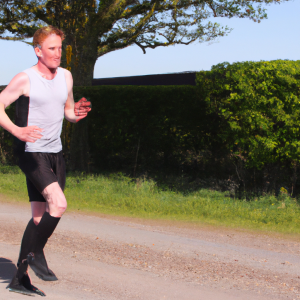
[63,35,98,172]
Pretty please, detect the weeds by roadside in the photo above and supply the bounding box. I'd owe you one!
[0,167,299,234]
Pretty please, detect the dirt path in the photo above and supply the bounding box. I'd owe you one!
[0,201,299,300]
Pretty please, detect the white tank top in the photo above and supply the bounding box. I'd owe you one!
[22,67,68,153]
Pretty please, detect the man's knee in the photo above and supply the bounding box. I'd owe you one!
[49,194,67,215]
[42,182,67,216]
[55,197,67,214]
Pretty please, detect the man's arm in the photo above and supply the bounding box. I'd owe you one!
[0,73,43,142]
[64,70,91,123]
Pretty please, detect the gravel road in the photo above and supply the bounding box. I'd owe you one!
[0,200,299,300]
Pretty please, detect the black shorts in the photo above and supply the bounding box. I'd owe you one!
[18,151,66,202]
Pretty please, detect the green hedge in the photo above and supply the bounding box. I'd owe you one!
[70,85,213,171]
[196,60,300,169]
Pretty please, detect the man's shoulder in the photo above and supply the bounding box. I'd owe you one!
[7,72,29,90]
[15,71,29,81]
[0,71,30,105]
[60,67,71,76]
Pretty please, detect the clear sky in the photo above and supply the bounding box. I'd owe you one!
[0,0,299,85]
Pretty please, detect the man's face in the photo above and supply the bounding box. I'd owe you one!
[35,34,62,69]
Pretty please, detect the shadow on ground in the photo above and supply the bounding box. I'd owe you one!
[0,257,16,284]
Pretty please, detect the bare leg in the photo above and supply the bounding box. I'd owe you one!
[31,202,47,225]
[31,181,67,221]
[41,182,67,217]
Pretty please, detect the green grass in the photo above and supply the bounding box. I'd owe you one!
[0,166,300,234]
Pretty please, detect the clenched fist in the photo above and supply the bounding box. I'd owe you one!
[74,98,92,122]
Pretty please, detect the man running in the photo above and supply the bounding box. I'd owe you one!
[0,25,91,296]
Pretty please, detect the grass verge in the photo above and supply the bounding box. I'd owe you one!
[0,167,299,234]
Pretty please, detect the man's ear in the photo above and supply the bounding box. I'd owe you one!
[34,47,42,58]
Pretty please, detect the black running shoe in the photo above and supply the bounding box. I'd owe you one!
[29,251,58,281]
[7,273,36,296]
[22,272,46,297]
[7,253,46,296]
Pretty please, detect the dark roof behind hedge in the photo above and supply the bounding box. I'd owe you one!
[92,72,196,86]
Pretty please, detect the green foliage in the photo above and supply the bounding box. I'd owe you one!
[0,0,271,54]
[1,169,300,234]
[0,165,20,174]
[70,85,211,170]
[0,170,28,202]
[196,60,300,169]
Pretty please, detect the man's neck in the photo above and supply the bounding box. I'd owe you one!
[34,61,57,80]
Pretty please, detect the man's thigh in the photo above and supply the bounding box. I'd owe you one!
[19,151,66,202]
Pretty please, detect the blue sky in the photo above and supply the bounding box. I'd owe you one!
[0,0,299,85]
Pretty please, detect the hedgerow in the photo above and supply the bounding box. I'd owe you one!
[196,60,300,169]
[1,60,300,197]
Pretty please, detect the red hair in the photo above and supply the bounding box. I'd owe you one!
[33,26,65,48]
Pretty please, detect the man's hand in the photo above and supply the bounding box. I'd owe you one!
[74,98,92,122]
[14,126,43,143]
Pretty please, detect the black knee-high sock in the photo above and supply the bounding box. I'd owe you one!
[18,219,37,266]
[34,212,60,253]
[18,212,60,266]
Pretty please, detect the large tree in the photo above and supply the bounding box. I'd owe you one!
[0,0,288,86]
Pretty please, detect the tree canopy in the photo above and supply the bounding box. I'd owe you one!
[0,0,289,85]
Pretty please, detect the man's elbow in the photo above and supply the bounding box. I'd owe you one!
[0,102,6,111]
[64,111,76,123]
